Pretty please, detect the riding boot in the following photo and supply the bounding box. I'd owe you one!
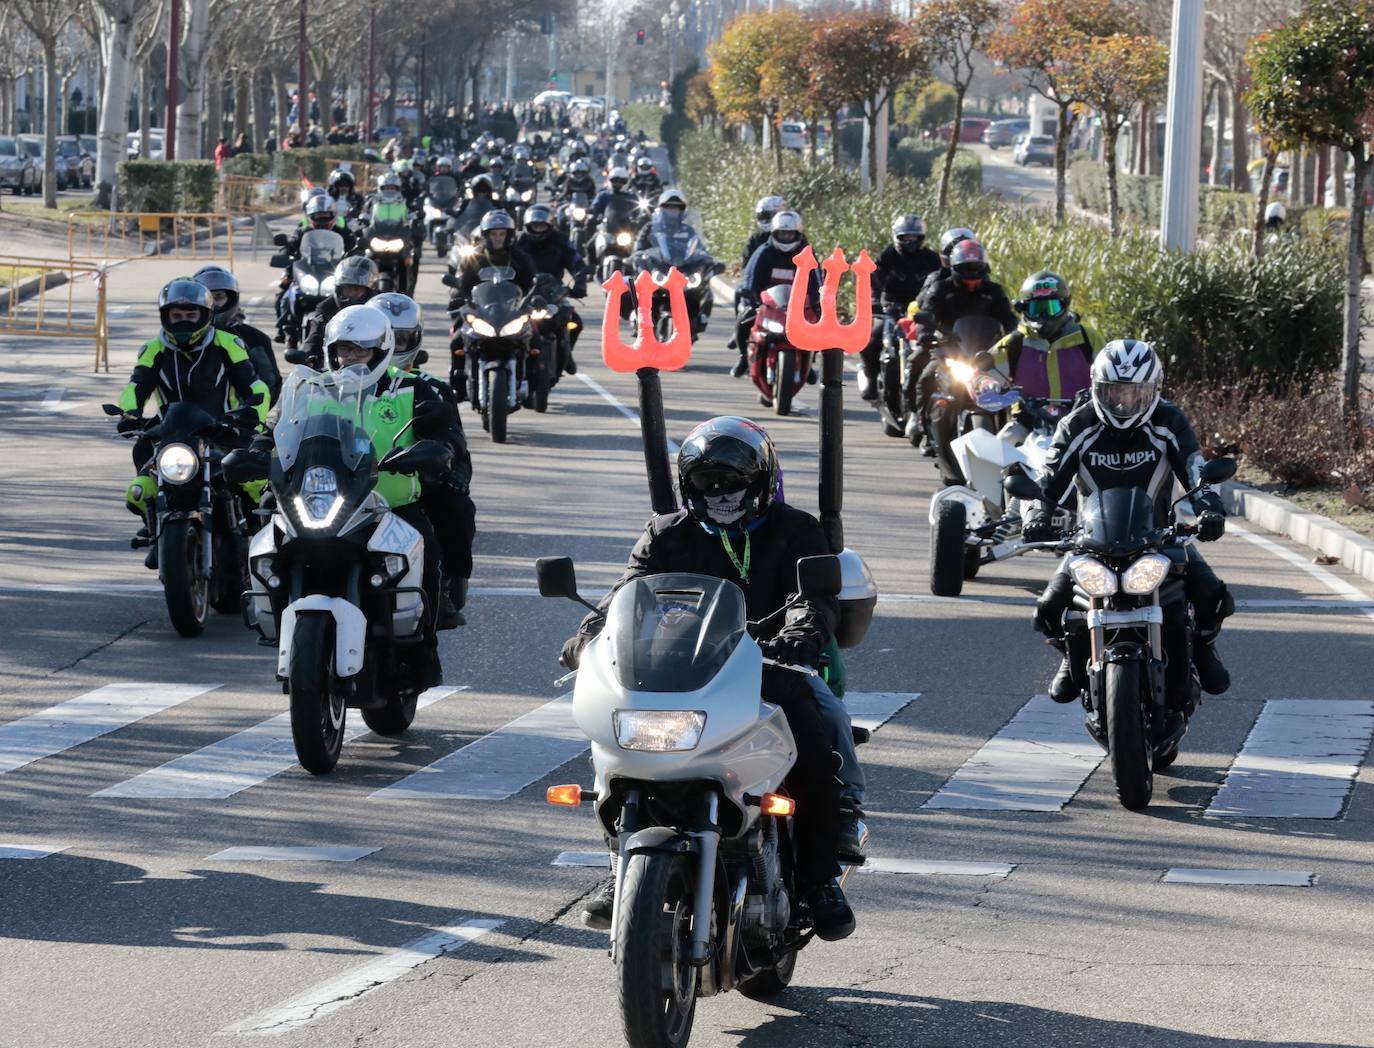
[1193,630,1230,695]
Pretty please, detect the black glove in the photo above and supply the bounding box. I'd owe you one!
[1197,511,1226,542]
[570,281,587,298]
[1022,514,1059,544]
[761,631,822,669]
[560,633,587,670]
[116,414,143,434]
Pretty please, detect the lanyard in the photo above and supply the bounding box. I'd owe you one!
[719,528,750,582]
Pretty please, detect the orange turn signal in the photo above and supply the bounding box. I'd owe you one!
[760,792,795,817]
[547,784,583,807]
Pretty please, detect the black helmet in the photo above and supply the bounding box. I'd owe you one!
[678,417,778,530]
[948,240,989,290]
[523,203,554,239]
[891,214,927,254]
[479,208,516,250]
[194,265,239,325]
[1014,270,1072,337]
[158,278,215,351]
[333,255,379,308]
[469,173,494,197]
[327,167,355,194]
[938,226,976,265]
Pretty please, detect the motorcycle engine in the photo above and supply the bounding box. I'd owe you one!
[740,822,790,945]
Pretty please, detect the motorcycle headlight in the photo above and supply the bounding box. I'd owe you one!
[762,318,785,334]
[458,244,478,259]
[530,307,551,320]
[470,317,497,337]
[297,273,319,295]
[156,443,198,485]
[1068,555,1118,597]
[522,189,534,201]
[614,710,707,752]
[368,552,408,588]
[616,231,633,247]
[1121,553,1171,595]
[320,276,336,295]
[571,207,587,221]
[687,272,703,288]
[947,359,976,386]
[424,205,440,220]
[370,237,405,252]
[499,316,527,336]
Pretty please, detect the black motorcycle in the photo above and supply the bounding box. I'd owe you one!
[365,196,416,294]
[560,191,593,254]
[1006,457,1237,811]
[424,175,461,258]
[595,196,639,282]
[446,266,538,443]
[505,164,539,225]
[874,311,927,440]
[630,222,723,344]
[271,229,345,351]
[105,400,258,637]
[528,272,575,409]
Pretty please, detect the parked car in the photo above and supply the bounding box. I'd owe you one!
[17,135,69,189]
[0,135,38,195]
[55,135,93,189]
[125,130,166,162]
[983,118,1030,149]
[1014,134,1056,166]
[936,117,991,143]
[532,90,571,107]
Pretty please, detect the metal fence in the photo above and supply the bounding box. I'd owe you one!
[68,213,235,268]
[0,256,110,371]
[218,175,306,215]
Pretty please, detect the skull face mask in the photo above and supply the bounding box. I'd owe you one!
[703,490,748,524]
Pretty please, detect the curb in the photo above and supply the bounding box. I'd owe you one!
[10,270,70,304]
[1221,481,1374,585]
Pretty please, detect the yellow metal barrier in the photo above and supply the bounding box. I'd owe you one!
[218,175,306,214]
[68,212,235,268]
[0,255,110,372]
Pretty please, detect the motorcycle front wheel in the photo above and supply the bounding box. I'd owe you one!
[288,612,346,774]
[1105,660,1154,810]
[161,517,208,637]
[487,368,509,443]
[773,348,796,416]
[617,851,698,1048]
[929,499,967,597]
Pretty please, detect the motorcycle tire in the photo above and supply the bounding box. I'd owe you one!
[879,359,904,437]
[1105,660,1154,810]
[288,612,346,775]
[209,530,248,614]
[530,357,550,413]
[929,499,968,597]
[378,274,395,293]
[774,348,796,416]
[737,948,798,1000]
[963,546,983,580]
[161,517,208,637]
[361,688,418,736]
[488,368,509,444]
[616,851,697,1048]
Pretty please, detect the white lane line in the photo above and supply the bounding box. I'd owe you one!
[0,683,219,776]
[206,846,378,862]
[95,686,465,799]
[1163,868,1316,887]
[1204,700,1374,819]
[845,692,920,732]
[552,851,609,868]
[574,372,682,453]
[0,843,68,860]
[923,695,1104,812]
[225,917,503,1036]
[861,858,1015,878]
[371,695,586,801]
[1230,521,1374,622]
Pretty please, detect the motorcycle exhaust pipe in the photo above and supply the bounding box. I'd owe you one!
[817,350,845,553]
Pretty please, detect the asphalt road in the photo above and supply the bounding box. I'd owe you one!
[0,206,1373,1048]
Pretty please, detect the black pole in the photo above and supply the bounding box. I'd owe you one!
[637,367,678,515]
[817,349,844,553]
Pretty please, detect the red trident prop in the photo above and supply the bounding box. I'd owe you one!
[600,268,694,373]
[783,246,876,354]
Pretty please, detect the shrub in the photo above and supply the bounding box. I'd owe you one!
[117,160,176,213]
[221,152,273,177]
[620,103,665,141]
[174,161,219,213]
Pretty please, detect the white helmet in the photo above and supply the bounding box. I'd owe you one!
[1265,201,1287,224]
[608,165,630,186]
[1091,340,1162,430]
[755,195,787,230]
[769,210,804,254]
[323,304,395,393]
[369,293,423,371]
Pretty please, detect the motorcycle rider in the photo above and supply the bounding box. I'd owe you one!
[326,167,365,219]
[457,150,486,184]
[740,194,789,270]
[918,226,978,298]
[555,157,597,203]
[561,417,859,942]
[274,194,355,342]
[299,256,381,368]
[629,155,662,199]
[732,210,818,379]
[452,173,500,235]
[119,280,271,563]
[515,203,588,375]
[857,214,943,402]
[195,265,282,405]
[447,210,536,388]
[590,164,635,219]
[1024,340,1234,715]
[370,292,476,630]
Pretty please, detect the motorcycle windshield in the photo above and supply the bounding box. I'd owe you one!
[650,227,706,268]
[1079,488,1157,554]
[607,574,748,693]
[951,314,1005,358]
[299,229,344,269]
[471,279,523,324]
[428,176,458,207]
[272,370,378,473]
[603,197,637,231]
[153,400,217,441]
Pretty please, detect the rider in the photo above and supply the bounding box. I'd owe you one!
[447,210,536,389]
[119,280,271,562]
[299,256,380,368]
[561,417,859,942]
[628,155,662,199]
[919,226,978,298]
[515,203,588,375]
[194,265,282,405]
[857,214,942,401]
[732,209,816,379]
[274,194,354,341]
[452,173,499,234]
[740,194,789,271]
[631,186,691,252]
[590,164,635,220]
[555,157,597,203]
[326,167,365,219]
[1025,340,1233,712]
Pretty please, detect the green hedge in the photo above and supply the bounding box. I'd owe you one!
[175,161,218,213]
[890,138,982,194]
[117,161,177,213]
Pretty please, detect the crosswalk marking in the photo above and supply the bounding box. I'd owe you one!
[861,858,1015,877]
[207,846,378,862]
[923,695,1104,812]
[94,686,465,799]
[1204,700,1374,819]
[552,851,609,868]
[371,695,585,801]
[845,692,920,732]
[1163,868,1316,887]
[0,683,219,777]
[0,843,68,860]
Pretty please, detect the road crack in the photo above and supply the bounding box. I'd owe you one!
[49,617,149,674]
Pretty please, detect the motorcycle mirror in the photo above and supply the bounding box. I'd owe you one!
[414,349,430,366]
[1003,473,1041,501]
[1199,457,1237,485]
[101,403,123,416]
[796,555,842,600]
[535,556,579,599]
[272,233,288,246]
[269,253,291,268]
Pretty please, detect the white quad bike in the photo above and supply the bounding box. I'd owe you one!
[537,550,876,1048]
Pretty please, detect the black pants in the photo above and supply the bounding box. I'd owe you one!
[734,305,756,356]
[393,502,443,642]
[762,665,841,888]
[420,477,476,582]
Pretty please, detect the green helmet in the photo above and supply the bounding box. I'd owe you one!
[1014,270,1071,337]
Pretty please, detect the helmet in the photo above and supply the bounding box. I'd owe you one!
[754,194,787,230]
[678,417,779,530]
[769,210,804,253]
[489,155,507,171]
[305,193,337,228]
[635,156,653,173]
[938,226,976,264]
[494,137,507,151]
[658,187,687,210]
[891,214,927,253]
[1091,340,1162,430]
[435,155,453,174]
[478,208,516,249]
[158,278,215,351]
[513,145,531,162]
[1015,270,1071,337]
[523,203,554,239]
[608,165,630,190]
[332,255,379,308]
[379,171,402,194]
[370,292,423,370]
[459,150,476,167]
[392,158,412,174]
[327,168,355,193]
[469,173,494,196]
[1265,201,1287,224]
[570,158,591,177]
[194,265,239,325]
[948,240,989,290]
[323,303,394,390]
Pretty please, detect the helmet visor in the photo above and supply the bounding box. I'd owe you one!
[1025,298,1064,320]
[1095,379,1157,422]
[684,465,750,499]
[772,229,800,246]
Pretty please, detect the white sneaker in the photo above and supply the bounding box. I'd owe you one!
[856,369,874,400]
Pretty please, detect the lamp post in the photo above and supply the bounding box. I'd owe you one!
[1159,0,1204,251]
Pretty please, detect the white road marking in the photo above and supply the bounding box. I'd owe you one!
[923,695,1104,812]
[860,858,1015,878]
[0,683,219,776]
[225,917,503,1035]
[206,846,378,862]
[0,843,68,860]
[95,687,465,799]
[1163,868,1316,887]
[552,851,609,868]
[371,695,586,801]
[0,582,164,594]
[844,692,920,732]
[574,372,682,453]
[1230,522,1374,623]
[1204,700,1374,819]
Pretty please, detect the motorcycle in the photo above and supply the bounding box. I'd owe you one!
[922,313,1012,488]
[536,554,864,1048]
[746,284,813,416]
[365,195,416,294]
[594,196,640,283]
[559,192,593,254]
[528,271,574,407]
[630,223,721,346]
[504,164,539,225]
[226,370,453,774]
[873,311,929,440]
[1005,457,1237,810]
[446,265,538,443]
[423,175,462,258]
[271,229,345,351]
[105,401,258,637]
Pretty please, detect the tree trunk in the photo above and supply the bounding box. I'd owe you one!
[175,0,211,159]
[96,1,136,210]
[1342,146,1369,418]
[1252,146,1278,260]
[1053,102,1073,225]
[1229,62,1249,192]
[250,66,266,151]
[1135,103,1148,175]
[1104,125,1121,237]
[140,58,152,158]
[233,68,249,143]
[1291,146,1304,207]
[205,62,223,149]
[1209,80,1226,187]
[317,68,335,134]
[769,106,782,174]
[273,65,291,149]
[829,110,839,166]
[937,86,966,208]
[1335,151,1348,207]
[41,38,58,207]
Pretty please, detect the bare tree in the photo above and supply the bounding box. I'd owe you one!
[10,0,75,206]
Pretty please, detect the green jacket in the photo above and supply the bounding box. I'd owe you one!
[119,328,270,423]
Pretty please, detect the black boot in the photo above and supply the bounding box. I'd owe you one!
[805,882,856,942]
[1194,636,1230,695]
[562,344,577,375]
[437,592,462,630]
[413,644,443,690]
[730,353,749,379]
[582,879,615,930]
[1050,655,1080,703]
[836,796,867,866]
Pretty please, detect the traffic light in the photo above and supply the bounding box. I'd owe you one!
[636,28,646,45]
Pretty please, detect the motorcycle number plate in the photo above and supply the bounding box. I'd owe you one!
[1087,606,1162,629]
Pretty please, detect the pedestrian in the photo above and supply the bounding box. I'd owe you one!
[214,137,229,169]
